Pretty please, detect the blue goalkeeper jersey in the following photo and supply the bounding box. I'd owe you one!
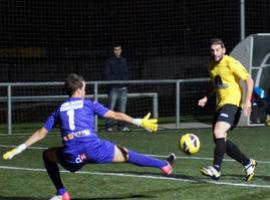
[43,97,109,147]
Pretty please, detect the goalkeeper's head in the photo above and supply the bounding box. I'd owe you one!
[64,73,86,97]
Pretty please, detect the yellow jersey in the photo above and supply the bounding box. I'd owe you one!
[208,55,250,109]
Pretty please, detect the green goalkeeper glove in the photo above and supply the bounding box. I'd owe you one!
[132,113,158,132]
[3,144,27,160]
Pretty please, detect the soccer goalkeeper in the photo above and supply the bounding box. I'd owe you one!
[3,73,175,200]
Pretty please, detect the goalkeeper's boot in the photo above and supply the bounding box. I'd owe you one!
[49,192,70,200]
[244,159,257,181]
[201,166,221,180]
[161,153,176,175]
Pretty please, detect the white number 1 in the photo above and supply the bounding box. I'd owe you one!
[67,110,75,130]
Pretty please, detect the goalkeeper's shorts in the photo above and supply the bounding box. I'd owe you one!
[56,138,115,172]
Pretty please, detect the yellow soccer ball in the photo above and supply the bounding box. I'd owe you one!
[179,133,200,155]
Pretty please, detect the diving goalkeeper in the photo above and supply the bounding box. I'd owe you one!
[3,73,175,200]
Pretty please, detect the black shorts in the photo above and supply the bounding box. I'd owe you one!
[212,104,242,130]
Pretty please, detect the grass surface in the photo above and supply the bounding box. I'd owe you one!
[0,126,270,199]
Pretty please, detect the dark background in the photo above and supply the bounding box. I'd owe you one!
[0,0,269,123]
[1,0,269,82]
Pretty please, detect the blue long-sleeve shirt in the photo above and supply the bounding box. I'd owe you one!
[43,97,109,148]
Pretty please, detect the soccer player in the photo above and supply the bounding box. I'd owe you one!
[3,73,176,200]
[197,39,256,181]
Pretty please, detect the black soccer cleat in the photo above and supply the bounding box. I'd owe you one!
[161,153,176,175]
[166,153,176,166]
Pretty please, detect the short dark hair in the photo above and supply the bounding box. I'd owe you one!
[64,73,85,96]
[210,38,225,48]
[113,43,122,49]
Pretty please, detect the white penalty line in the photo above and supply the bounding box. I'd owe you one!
[0,144,45,150]
[0,165,270,189]
[1,144,270,164]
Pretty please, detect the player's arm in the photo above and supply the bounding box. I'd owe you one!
[104,110,158,132]
[231,59,254,116]
[24,127,48,147]
[243,76,254,116]
[198,85,215,107]
[3,127,48,160]
[197,96,208,107]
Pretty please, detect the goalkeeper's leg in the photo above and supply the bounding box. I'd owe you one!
[113,145,175,175]
[43,148,69,198]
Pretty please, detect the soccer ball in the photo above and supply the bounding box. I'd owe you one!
[179,133,200,155]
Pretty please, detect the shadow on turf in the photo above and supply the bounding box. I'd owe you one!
[0,195,156,200]
[98,170,205,183]
[223,173,270,182]
[256,175,270,182]
[0,172,201,200]
[98,169,270,184]
[0,172,210,200]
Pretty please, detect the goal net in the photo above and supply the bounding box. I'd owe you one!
[0,1,269,133]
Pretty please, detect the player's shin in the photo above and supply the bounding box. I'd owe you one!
[226,140,250,166]
[213,138,226,171]
[127,150,166,168]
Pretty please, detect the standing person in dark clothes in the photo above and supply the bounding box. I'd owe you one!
[105,45,129,132]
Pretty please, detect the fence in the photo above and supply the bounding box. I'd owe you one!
[0,78,210,134]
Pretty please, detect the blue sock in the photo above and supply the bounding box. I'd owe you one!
[128,150,166,169]
[57,188,66,195]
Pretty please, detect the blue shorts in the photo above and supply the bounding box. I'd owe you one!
[56,138,115,172]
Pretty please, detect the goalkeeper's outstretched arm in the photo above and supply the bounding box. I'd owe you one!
[3,127,48,160]
[104,111,158,132]
[24,127,48,147]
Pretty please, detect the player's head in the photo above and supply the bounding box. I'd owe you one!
[113,44,122,59]
[210,38,226,62]
[64,73,86,97]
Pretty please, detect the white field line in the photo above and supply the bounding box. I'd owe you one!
[0,144,46,150]
[0,165,270,189]
[1,144,270,164]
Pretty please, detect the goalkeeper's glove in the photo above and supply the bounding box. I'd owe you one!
[132,113,158,132]
[3,143,27,160]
